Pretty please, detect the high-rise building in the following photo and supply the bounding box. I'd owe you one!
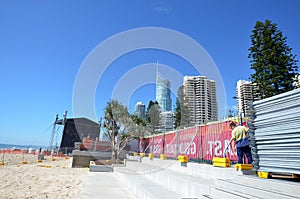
[183,76,218,125]
[156,75,172,112]
[236,80,254,117]
[159,111,174,132]
[134,102,146,120]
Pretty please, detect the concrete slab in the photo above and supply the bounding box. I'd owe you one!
[141,157,238,180]
[115,167,183,199]
[215,178,297,199]
[89,165,114,172]
[71,150,112,168]
[226,175,300,199]
[126,154,141,162]
[210,187,255,199]
[116,160,213,198]
[82,172,136,199]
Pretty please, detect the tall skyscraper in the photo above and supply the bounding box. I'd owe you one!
[183,76,218,125]
[156,75,172,112]
[155,71,173,132]
[134,102,146,120]
[236,80,254,117]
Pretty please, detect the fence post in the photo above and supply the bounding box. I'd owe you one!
[175,129,179,158]
[198,126,202,163]
[151,135,154,154]
[162,133,165,154]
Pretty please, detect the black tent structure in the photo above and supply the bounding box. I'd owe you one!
[60,118,100,152]
[50,111,100,154]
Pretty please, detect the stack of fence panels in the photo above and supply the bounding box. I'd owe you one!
[249,88,300,174]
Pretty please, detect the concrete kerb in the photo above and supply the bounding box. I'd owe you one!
[126,154,142,162]
[89,164,114,172]
[115,159,213,197]
[89,159,127,172]
[141,157,238,180]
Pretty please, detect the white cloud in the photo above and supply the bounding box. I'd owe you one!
[153,2,174,17]
[154,6,169,13]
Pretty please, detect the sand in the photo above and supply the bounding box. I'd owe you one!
[0,154,88,199]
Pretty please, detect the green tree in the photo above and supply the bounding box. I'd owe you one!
[129,114,149,150]
[131,114,146,127]
[146,100,161,134]
[248,19,298,99]
[295,73,300,89]
[174,97,181,128]
[174,85,190,128]
[103,100,137,160]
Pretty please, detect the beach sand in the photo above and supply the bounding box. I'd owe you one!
[0,154,88,199]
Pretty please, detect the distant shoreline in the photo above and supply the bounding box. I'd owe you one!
[0,143,47,150]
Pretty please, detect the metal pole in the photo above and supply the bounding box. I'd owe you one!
[162,132,165,154]
[151,135,154,154]
[50,114,59,152]
[175,128,179,158]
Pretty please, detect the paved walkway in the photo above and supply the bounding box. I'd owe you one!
[82,172,136,199]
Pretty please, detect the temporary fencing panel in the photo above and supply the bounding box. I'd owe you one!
[140,121,239,162]
[139,138,150,153]
[178,126,200,161]
[163,131,177,158]
[200,122,237,162]
[146,136,154,153]
[152,134,163,156]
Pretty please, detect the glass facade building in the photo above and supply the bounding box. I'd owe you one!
[156,75,172,112]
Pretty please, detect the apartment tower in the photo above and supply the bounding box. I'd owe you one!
[183,76,218,125]
[236,80,254,117]
[134,102,146,120]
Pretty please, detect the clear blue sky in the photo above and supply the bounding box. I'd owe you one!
[1,0,299,146]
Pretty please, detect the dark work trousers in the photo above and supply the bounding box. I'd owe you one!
[237,145,252,164]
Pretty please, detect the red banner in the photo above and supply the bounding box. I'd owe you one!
[201,130,237,161]
[177,127,200,160]
[151,134,163,156]
[140,121,240,162]
[163,132,176,158]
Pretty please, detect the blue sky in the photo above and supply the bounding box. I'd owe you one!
[1,0,300,146]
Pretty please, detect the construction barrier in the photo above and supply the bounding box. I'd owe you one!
[0,148,69,165]
[140,120,242,163]
[249,88,300,175]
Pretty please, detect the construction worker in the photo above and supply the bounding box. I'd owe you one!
[230,122,252,164]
